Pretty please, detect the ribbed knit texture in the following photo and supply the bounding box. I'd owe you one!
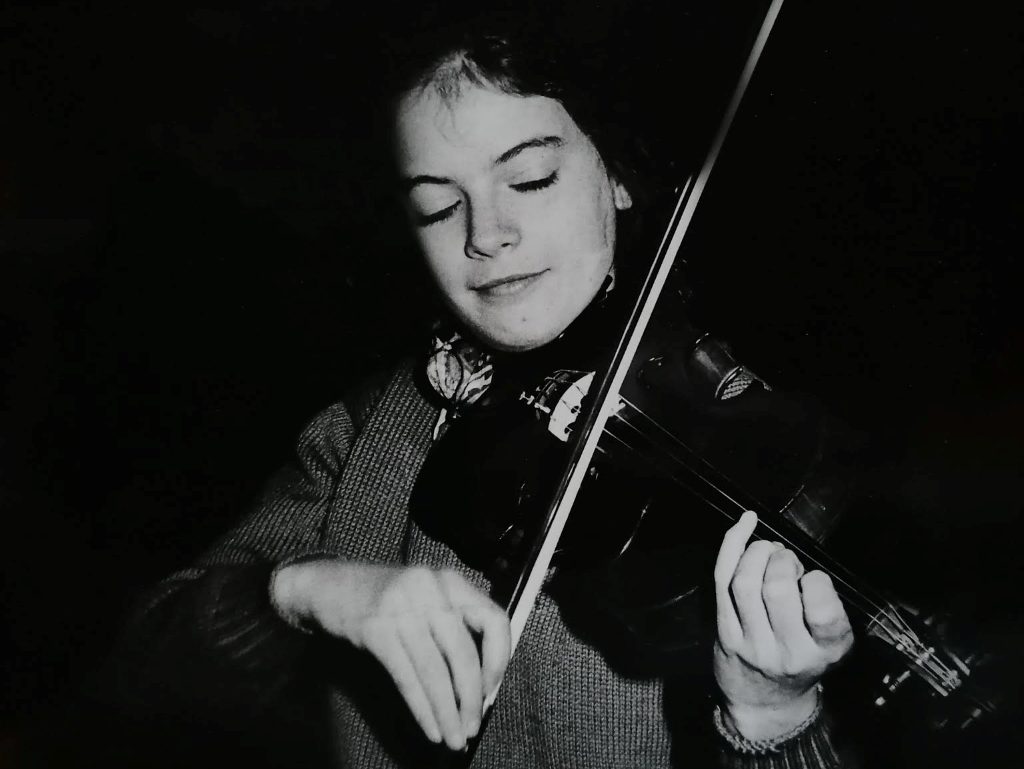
[116,360,849,768]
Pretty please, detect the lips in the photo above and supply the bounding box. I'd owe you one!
[471,270,548,298]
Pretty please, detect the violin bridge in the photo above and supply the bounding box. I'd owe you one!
[519,370,624,443]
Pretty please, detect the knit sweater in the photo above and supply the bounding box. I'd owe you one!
[114,360,850,769]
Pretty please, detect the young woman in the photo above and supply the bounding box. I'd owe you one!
[114,21,856,769]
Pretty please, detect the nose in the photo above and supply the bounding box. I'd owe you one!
[464,196,520,259]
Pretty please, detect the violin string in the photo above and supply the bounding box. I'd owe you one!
[596,420,890,626]
[616,396,812,525]
[599,419,940,663]
[607,410,912,641]
[571,397,969,700]
[607,399,894,618]
[610,407,935,662]
[603,413,967,689]
[595,423,928,664]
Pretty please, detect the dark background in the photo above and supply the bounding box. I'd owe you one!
[2,0,1021,764]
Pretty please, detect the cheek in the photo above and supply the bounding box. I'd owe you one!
[561,183,617,273]
[418,232,463,291]
[541,180,614,261]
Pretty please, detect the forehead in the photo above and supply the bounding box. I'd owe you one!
[394,83,581,173]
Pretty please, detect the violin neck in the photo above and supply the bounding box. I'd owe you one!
[606,394,980,705]
[609,395,899,631]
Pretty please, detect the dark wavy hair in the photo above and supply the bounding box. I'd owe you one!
[370,14,667,215]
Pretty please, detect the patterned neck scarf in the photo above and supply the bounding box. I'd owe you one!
[425,330,495,410]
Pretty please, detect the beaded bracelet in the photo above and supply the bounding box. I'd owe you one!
[713,684,824,755]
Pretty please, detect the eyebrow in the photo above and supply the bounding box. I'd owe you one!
[401,135,564,192]
[494,135,564,165]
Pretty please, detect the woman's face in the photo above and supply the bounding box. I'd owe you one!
[394,82,632,352]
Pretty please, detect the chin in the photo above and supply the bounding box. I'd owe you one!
[477,323,566,354]
[482,334,551,354]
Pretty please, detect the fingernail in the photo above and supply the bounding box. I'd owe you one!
[444,731,466,752]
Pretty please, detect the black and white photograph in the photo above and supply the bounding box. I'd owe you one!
[2,1,1021,767]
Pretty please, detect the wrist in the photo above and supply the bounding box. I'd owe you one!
[721,683,822,743]
[269,562,316,632]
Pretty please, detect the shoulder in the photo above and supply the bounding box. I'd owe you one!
[340,367,396,433]
[342,357,435,425]
[306,357,435,449]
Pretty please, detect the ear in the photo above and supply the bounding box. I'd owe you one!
[612,178,633,211]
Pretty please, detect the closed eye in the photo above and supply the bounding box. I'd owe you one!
[510,171,558,192]
[415,200,461,227]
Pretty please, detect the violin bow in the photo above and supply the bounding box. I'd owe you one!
[432,3,788,765]
[488,0,788,718]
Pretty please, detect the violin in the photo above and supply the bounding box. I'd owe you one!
[411,0,1004,762]
[413,291,1000,732]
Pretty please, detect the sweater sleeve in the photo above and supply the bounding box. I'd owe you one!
[717,703,856,769]
[108,400,357,717]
